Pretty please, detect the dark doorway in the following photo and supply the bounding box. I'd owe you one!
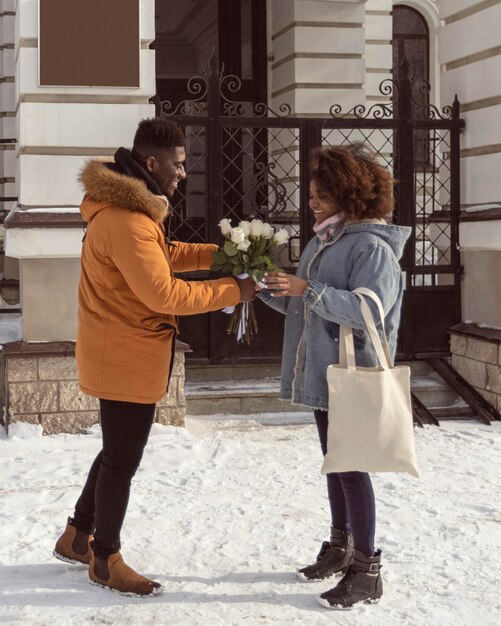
[153,0,270,362]
[154,0,267,107]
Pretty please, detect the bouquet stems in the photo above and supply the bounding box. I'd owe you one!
[227,302,258,345]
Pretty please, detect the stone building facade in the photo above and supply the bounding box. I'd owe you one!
[0,0,500,432]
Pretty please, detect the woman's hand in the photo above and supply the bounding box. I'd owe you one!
[264,272,309,297]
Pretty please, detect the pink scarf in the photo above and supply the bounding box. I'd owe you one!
[313,214,344,241]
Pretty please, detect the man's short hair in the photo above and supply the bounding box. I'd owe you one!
[133,117,185,156]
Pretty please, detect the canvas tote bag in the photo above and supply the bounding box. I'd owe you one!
[321,287,419,478]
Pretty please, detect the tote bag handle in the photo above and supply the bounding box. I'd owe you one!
[353,287,393,370]
[339,288,393,371]
[339,324,356,369]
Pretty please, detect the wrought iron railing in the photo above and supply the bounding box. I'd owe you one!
[157,52,465,359]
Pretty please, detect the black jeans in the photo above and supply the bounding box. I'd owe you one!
[72,399,156,558]
[314,409,376,557]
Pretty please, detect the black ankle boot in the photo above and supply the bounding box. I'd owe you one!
[317,548,383,609]
[297,527,353,581]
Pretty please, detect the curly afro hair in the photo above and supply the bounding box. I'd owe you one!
[133,117,185,156]
[309,144,395,220]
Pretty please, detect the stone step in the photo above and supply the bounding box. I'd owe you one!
[185,362,281,382]
[185,405,477,432]
[410,372,458,408]
[185,359,433,383]
[186,411,315,432]
[185,367,462,416]
[431,404,476,419]
[185,378,305,415]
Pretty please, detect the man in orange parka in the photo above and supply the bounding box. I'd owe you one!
[53,118,255,597]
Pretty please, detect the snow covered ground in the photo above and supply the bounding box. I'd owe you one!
[1,414,500,626]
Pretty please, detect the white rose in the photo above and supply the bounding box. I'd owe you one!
[250,219,264,237]
[239,220,251,236]
[237,239,251,251]
[262,223,275,239]
[230,227,246,244]
[219,218,232,235]
[273,228,289,245]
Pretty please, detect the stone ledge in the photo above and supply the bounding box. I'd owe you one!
[175,340,192,354]
[4,211,84,229]
[460,208,501,222]
[450,334,466,356]
[486,364,501,394]
[426,208,501,223]
[41,411,99,435]
[8,381,58,414]
[451,354,486,390]
[4,342,188,432]
[464,337,497,365]
[0,341,191,434]
[449,323,501,345]
[9,413,40,425]
[156,407,184,427]
[3,341,76,358]
[475,387,500,411]
[7,357,38,382]
[3,340,190,358]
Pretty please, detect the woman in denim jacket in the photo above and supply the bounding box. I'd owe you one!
[261,144,411,609]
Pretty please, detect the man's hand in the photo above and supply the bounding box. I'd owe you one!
[237,276,256,302]
[263,272,308,297]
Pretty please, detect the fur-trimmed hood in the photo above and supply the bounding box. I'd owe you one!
[79,159,169,224]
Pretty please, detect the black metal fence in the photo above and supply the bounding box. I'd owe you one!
[160,55,464,362]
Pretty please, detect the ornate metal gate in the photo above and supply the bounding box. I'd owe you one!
[159,55,464,362]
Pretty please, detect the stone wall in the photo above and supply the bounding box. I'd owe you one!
[3,343,187,434]
[450,325,501,413]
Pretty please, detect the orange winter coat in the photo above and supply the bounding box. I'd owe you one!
[76,160,240,404]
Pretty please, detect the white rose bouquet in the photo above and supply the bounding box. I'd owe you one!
[212,218,290,343]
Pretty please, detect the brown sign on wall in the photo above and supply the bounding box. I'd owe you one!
[39,0,140,88]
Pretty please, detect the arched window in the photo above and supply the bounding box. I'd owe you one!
[393,5,430,163]
[393,5,429,94]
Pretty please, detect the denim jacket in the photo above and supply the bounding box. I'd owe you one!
[259,222,411,410]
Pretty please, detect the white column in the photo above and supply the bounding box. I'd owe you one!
[364,0,392,107]
[265,1,367,262]
[440,0,501,327]
[0,0,17,281]
[269,0,366,116]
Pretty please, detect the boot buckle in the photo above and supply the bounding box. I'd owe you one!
[368,563,379,573]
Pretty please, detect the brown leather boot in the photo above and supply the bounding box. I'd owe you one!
[53,518,93,565]
[89,551,163,597]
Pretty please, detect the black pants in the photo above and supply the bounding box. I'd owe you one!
[314,409,376,557]
[72,399,156,558]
